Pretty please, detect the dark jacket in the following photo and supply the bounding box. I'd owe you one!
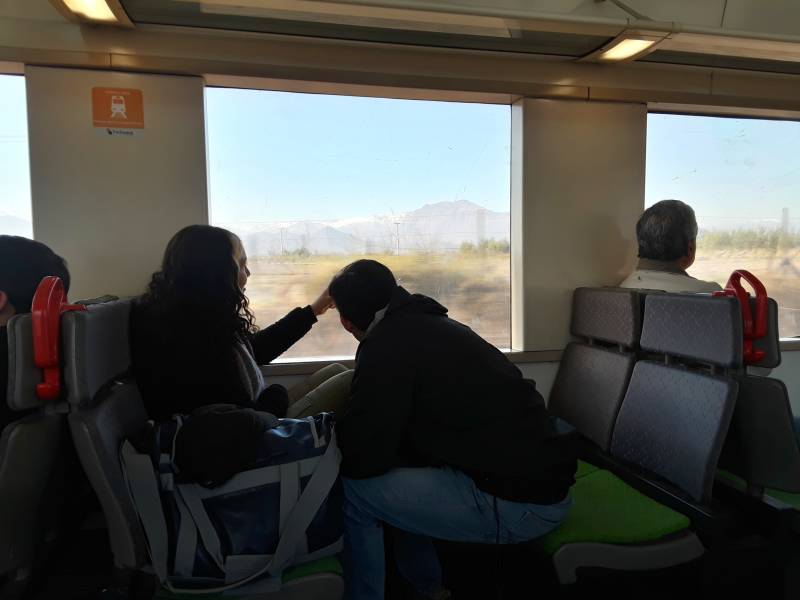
[0,326,9,431]
[337,286,576,504]
[130,301,316,421]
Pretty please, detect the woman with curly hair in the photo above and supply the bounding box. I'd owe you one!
[130,224,351,422]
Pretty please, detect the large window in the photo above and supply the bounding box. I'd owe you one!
[0,74,32,238]
[647,113,800,337]
[207,88,510,359]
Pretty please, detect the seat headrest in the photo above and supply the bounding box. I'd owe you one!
[5,314,43,411]
[62,299,133,408]
[641,294,743,368]
[571,287,643,348]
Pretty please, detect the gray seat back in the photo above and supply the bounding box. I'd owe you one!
[68,382,148,569]
[719,376,800,493]
[63,299,133,409]
[0,414,63,576]
[1,314,65,579]
[61,300,149,570]
[5,314,43,414]
[549,288,642,451]
[611,294,741,503]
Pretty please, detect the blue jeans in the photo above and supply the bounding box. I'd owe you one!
[342,467,571,600]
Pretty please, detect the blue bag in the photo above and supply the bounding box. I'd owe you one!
[122,412,343,595]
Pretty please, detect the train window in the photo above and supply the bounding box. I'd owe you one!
[0,74,32,238]
[207,88,511,359]
[647,113,800,338]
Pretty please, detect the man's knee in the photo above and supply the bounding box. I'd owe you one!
[342,477,382,523]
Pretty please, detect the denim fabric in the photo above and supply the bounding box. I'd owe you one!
[342,467,571,600]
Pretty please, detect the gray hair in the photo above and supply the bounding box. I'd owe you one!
[636,200,698,261]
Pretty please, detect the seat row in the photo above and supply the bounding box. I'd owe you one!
[541,285,800,584]
[1,278,344,599]
[3,278,799,595]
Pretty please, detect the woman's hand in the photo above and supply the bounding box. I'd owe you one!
[311,288,335,317]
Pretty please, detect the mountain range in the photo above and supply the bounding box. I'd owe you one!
[237,199,510,257]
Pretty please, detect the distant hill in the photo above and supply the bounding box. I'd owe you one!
[235,200,510,257]
[0,215,33,237]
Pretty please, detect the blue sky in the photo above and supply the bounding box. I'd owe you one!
[205,87,511,224]
[646,113,800,227]
[2,76,799,233]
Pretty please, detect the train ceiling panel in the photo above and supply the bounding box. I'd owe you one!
[41,0,800,75]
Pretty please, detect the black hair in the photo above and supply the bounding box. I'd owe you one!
[636,199,698,261]
[0,235,70,313]
[329,259,397,331]
[141,225,255,340]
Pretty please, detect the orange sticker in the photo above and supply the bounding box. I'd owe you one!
[92,87,144,129]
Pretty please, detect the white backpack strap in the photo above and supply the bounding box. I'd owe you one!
[264,429,341,577]
[165,429,342,594]
[176,483,225,571]
[173,490,199,577]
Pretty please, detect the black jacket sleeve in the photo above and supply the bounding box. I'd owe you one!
[337,336,415,479]
[251,306,317,365]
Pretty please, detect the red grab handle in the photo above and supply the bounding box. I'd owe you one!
[713,270,768,365]
[31,276,86,401]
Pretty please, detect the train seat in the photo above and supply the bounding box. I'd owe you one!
[540,292,741,583]
[0,313,66,598]
[716,290,800,512]
[60,299,345,598]
[549,287,645,451]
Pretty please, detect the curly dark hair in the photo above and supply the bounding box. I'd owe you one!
[141,225,256,341]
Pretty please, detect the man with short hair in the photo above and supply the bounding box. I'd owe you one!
[620,199,721,293]
[329,259,576,600]
[0,235,70,422]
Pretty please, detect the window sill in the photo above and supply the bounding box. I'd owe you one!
[780,338,800,352]
[261,349,563,377]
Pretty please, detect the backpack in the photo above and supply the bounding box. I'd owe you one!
[121,411,343,595]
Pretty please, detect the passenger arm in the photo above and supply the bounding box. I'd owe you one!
[251,306,317,364]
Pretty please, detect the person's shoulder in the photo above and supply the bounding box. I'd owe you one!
[618,271,641,288]
[682,276,723,293]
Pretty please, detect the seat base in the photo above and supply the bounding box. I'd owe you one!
[553,532,704,584]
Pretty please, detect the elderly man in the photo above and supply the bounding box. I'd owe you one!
[620,199,721,293]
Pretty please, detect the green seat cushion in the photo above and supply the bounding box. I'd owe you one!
[716,469,747,491]
[767,488,800,509]
[283,556,343,583]
[539,469,691,555]
[764,488,800,510]
[154,557,342,598]
[575,460,601,479]
[717,469,800,510]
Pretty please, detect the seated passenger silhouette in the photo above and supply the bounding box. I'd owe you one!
[328,259,576,600]
[130,225,352,423]
[620,199,722,293]
[0,235,71,425]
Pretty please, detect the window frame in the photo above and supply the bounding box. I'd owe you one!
[646,107,800,342]
[204,80,516,360]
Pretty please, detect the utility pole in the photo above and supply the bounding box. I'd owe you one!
[279,227,285,255]
[394,222,400,256]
